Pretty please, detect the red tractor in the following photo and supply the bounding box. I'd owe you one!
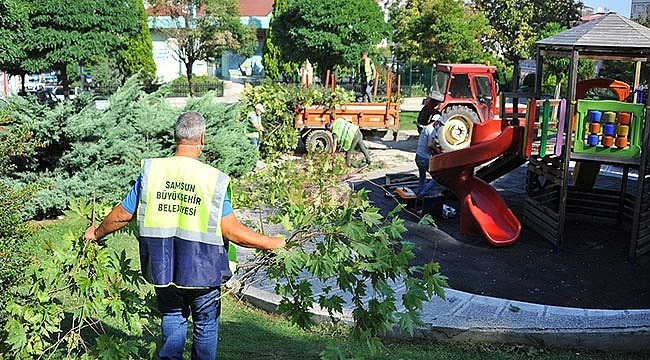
[418,64,507,152]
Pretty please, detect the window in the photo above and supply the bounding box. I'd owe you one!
[449,74,472,98]
[475,76,493,102]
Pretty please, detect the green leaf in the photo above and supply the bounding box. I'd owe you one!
[319,345,347,360]
[360,209,382,226]
[417,213,438,228]
[5,317,27,352]
[279,213,294,232]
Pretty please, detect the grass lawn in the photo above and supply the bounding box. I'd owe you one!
[15,216,650,360]
[400,111,419,132]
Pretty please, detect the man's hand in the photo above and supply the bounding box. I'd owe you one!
[83,225,97,241]
[83,204,134,242]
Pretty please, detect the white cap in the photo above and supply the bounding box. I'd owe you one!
[255,103,265,113]
[431,114,444,124]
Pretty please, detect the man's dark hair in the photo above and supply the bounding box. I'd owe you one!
[361,51,368,56]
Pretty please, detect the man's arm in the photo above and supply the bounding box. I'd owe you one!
[221,213,285,250]
[249,115,266,132]
[84,204,134,241]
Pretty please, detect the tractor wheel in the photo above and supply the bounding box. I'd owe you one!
[305,130,333,153]
[438,106,480,152]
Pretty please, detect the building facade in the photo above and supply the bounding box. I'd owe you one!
[632,0,650,19]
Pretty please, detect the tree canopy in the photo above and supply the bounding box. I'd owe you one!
[474,0,582,90]
[24,0,141,94]
[389,0,490,66]
[271,0,391,81]
[0,0,30,74]
[262,0,294,82]
[149,0,257,96]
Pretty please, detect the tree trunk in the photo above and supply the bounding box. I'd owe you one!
[60,65,70,100]
[186,61,194,97]
[510,59,521,92]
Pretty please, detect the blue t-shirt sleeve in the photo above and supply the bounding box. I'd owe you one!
[120,174,234,217]
[222,192,233,217]
[121,175,141,215]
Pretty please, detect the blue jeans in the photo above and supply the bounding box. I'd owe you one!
[156,286,221,360]
[415,154,437,197]
[362,81,374,102]
[249,137,260,150]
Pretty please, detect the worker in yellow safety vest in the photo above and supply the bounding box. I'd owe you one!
[358,50,376,102]
[325,118,372,167]
[84,111,285,359]
[246,103,266,150]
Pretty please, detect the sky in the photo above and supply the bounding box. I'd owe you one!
[583,1,632,17]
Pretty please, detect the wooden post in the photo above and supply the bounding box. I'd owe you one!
[373,75,379,99]
[397,74,401,101]
[325,69,330,89]
[385,74,392,118]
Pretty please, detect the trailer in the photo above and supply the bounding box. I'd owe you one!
[295,74,400,152]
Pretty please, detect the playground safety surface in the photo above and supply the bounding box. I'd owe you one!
[360,136,650,311]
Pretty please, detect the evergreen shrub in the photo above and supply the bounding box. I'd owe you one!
[5,76,256,218]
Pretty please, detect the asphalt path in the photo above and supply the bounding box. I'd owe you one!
[358,133,650,310]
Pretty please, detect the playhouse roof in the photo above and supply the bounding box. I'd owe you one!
[537,12,650,60]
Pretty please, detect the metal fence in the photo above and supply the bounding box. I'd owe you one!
[92,82,224,97]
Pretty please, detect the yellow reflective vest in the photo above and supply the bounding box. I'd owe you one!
[331,118,358,151]
[359,57,374,83]
[137,157,232,288]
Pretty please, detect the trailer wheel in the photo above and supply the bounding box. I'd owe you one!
[438,106,479,152]
[305,130,333,153]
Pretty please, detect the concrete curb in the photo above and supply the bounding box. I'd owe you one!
[230,278,650,351]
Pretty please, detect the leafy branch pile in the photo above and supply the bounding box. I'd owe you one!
[233,153,448,358]
[240,80,356,159]
[3,200,156,358]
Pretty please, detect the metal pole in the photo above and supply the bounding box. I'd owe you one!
[409,62,413,97]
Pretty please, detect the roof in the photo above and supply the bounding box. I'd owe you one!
[238,0,273,17]
[580,13,606,22]
[537,13,650,59]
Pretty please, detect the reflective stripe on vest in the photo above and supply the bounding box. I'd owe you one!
[137,157,231,288]
[332,119,358,151]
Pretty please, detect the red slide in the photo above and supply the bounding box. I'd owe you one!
[430,125,522,246]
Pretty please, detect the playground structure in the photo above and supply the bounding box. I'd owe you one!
[428,13,650,258]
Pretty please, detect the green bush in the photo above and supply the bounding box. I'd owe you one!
[5,75,257,218]
[166,75,223,97]
[0,103,41,330]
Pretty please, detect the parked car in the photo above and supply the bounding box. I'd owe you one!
[54,86,79,101]
[36,88,60,109]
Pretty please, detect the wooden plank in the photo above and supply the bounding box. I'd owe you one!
[522,211,560,244]
[525,196,560,220]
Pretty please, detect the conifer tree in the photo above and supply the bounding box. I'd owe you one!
[119,0,157,83]
[262,0,294,81]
